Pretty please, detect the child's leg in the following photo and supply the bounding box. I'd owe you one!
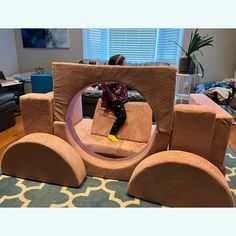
[108,102,126,141]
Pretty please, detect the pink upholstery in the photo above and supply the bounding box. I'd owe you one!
[189,94,232,119]
[20,91,82,134]
[53,63,176,136]
[70,94,83,125]
[52,63,177,180]
[170,104,216,159]
[128,150,234,207]
[1,133,86,187]
[53,121,157,181]
[74,118,156,158]
[20,92,54,134]
[91,99,152,143]
[189,94,233,173]
[76,119,122,156]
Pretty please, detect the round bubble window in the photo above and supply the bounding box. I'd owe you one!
[67,81,157,160]
[53,63,176,179]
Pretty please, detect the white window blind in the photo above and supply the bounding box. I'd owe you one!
[156,29,183,65]
[83,28,183,65]
[109,29,157,63]
[83,29,108,61]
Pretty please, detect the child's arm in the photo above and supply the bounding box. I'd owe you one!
[101,83,117,101]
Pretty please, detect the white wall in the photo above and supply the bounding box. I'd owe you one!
[182,29,236,82]
[15,29,83,73]
[0,29,19,76]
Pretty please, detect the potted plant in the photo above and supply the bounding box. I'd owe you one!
[175,29,213,77]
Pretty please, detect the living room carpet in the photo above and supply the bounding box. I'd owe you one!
[0,147,236,208]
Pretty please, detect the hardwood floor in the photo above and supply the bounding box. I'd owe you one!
[0,115,24,164]
[1,116,236,165]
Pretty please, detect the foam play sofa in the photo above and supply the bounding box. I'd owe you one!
[1,63,234,207]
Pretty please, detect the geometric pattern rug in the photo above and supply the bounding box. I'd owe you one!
[1,146,236,207]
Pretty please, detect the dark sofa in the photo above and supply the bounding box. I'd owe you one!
[0,84,16,131]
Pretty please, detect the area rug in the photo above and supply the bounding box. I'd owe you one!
[1,147,236,207]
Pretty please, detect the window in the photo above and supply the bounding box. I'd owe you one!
[83,28,184,65]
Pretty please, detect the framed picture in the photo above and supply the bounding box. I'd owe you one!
[21,29,69,48]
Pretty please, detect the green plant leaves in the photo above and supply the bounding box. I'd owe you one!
[173,29,213,78]
[187,29,213,56]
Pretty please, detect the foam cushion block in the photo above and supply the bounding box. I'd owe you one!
[20,92,54,134]
[189,94,233,173]
[128,150,234,207]
[91,99,152,142]
[76,119,122,156]
[75,118,155,158]
[170,104,216,159]
[1,133,86,187]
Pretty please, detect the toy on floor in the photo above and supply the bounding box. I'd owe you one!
[1,63,234,207]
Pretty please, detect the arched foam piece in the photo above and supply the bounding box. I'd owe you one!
[127,150,234,207]
[1,133,86,187]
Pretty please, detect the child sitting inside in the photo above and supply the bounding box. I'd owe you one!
[100,54,128,142]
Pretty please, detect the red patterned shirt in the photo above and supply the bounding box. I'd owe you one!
[101,82,128,108]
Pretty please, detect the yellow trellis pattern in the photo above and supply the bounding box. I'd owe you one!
[0,175,45,207]
[51,178,140,208]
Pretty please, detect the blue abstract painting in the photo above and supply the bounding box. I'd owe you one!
[21,29,69,48]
